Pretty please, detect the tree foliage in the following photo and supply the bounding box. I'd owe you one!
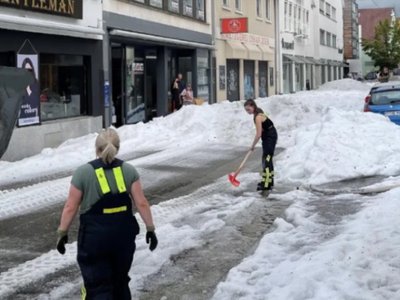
[362,19,400,70]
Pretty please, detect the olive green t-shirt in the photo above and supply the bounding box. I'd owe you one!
[71,161,140,214]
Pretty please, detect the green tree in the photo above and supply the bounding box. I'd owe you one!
[362,19,400,70]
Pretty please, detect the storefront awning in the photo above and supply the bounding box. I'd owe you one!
[305,57,322,65]
[243,43,262,60]
[283,54,303,64]
[0,13,104,40]
[257,44,274,61]
[110,29,215,50]
[225,40,247,59]
[295,56,312,64]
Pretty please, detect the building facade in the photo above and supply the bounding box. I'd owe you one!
[277,0,345,94]
[343,0,360,76]
[103,0,213,126]
[359,8,395,76]
[214,0,276,102]
[0,0,104,160]
[343,0,359,60]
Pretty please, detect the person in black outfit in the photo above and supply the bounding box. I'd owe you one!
[56,129,158,299]
[244,99,278,191]
[171,73,185,111]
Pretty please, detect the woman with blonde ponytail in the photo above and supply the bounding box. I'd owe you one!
[57,128,157,300]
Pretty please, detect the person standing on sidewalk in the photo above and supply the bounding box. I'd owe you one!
[244,99,278,192]
[56,128,157,299]
[171,73,185,111]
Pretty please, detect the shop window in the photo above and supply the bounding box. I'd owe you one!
[39,54,87,121]
[196,0,205,20]
[183,0,193,16]
[0,51,15,67]
[269,67,274,87]
[227,59,240,101]
[125,47,145,124]
[168,0,180,13]
[197,49,210,101]
[150,0,163,8]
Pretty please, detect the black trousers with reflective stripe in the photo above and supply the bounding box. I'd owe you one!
[78,213,139,300]
[261,128,278,190]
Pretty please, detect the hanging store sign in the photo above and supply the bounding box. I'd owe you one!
[221,33,273,47]
[0,0,83,19]
[221,18,248,34]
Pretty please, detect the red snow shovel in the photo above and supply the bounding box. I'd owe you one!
[228,150,253,187]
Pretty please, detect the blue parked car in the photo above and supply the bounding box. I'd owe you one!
[364,81,400,125]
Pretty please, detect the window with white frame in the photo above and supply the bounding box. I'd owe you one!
[284,1,288,30]
[266,0,271,20]
[332,34,337,48]
[326,3,331,17]
[257,0,262,17]
[223,0,229,7]
[298,6,301,33]
[320,29,325,45]
[294,4,297,33]
[319,0,324,14]
[332,6,336,20]
[326,32,331,46]
[289,3,292,32]
[235,0,241,11]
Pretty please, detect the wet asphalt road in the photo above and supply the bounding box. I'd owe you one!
[0,146,290,299]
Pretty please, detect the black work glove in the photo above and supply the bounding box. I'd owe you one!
[56,229,68,255]
[146,228,158,251]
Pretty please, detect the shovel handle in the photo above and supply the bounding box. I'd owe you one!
[234,150,253,176]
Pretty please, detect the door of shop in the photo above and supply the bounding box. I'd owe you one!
[258,61,268,98]
[244,60,255,99]
[226,59,239,101]
[112,45,160,126]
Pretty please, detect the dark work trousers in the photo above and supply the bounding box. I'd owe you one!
[261,127,278,190]
[77,214,139,300]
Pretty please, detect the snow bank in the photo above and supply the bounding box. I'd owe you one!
[318,78,371,92]
[0,80,370,186]
[277,108,400,185]
[213,189,400,300]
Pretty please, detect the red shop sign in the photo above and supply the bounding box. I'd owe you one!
[221,18,248,34]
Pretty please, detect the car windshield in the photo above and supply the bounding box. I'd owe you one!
[371,89,400,105]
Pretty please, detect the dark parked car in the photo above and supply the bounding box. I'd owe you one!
[365,71,378,81]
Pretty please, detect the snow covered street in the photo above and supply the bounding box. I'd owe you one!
[1,79,400,299]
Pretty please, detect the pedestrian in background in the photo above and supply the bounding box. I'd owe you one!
[180,83,194,105]
[56,128,157,299]
[171,73,185,111]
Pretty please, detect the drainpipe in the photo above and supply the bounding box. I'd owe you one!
[210,0,216,103]
[102,17,111,128]
[274,0,282,95]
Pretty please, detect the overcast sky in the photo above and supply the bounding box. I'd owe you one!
[357,0,400,16]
